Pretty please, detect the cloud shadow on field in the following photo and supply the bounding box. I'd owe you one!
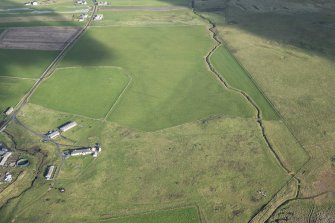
[156,0,335,62]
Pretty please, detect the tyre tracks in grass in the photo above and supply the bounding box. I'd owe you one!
[190,1,304,222]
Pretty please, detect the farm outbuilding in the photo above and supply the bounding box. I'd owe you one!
[4,107,13,116]
[68,144,102,157]
[70,148,93,156]
[0,152,12,166]
[59,121,77,132]
[46,130,60,139]
[93,14,104,21]
[45,165,55,180]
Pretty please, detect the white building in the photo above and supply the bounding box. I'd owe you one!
[76,0,87,4]
[93,14,103,21]
[4,173,12,182]
[46,130,60,139]
[59,121,77,132]
[70,148,93,156]
[0,152,12,166]
[69,144,102,157]
[45,165,55,180]
[4,107,13,116]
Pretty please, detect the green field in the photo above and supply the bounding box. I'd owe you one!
[0,49,58,78]
[0,77,35,112]
[1,0,331,222]
[31,67,130,119]
[103,207,200,223]
[59,26,254,130]
[211,45,278,120]
[0,103,288,223]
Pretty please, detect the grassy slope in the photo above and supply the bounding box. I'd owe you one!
[30,67,130,118]
[103,207,200,223]
[211,45,278,120]
[0,104,288,223]
[60,26,254,131]
[210,45,308,172]
[0,77,35,111]
[0,49,58,78]
[202,5,335,220]
[214,13,335,192]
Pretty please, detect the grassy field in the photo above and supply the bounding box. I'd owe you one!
[30,67,130,119]
[0,103,289,223]
[1,1,329,222]
[59,26,254,131]
[0,49,58,78]
[103,207,200,223]
[0,77,35,112]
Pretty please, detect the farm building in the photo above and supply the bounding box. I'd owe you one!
[67,144,102,157]
[76,0,87,4]
[3,107,13,116]
[59,121,77,132]
[25,1,38,5]
[98,1,108,6]
[45,165,55,180]
[4,173,12,183]
[93,14,104,21]
[45,130,60,139]
[70,148,93,156]
[0,152,12,166]
[78,14,88,21]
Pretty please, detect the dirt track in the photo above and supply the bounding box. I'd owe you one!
[0,27,81,50]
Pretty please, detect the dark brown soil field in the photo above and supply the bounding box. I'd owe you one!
[0,27,81,51]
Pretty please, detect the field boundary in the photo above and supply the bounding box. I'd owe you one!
[104,71,133,120]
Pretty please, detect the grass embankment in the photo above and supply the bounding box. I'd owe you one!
[210,45,278,120]
[210,45,308,172]
[31,67,130,119]
[59,26,254,131]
